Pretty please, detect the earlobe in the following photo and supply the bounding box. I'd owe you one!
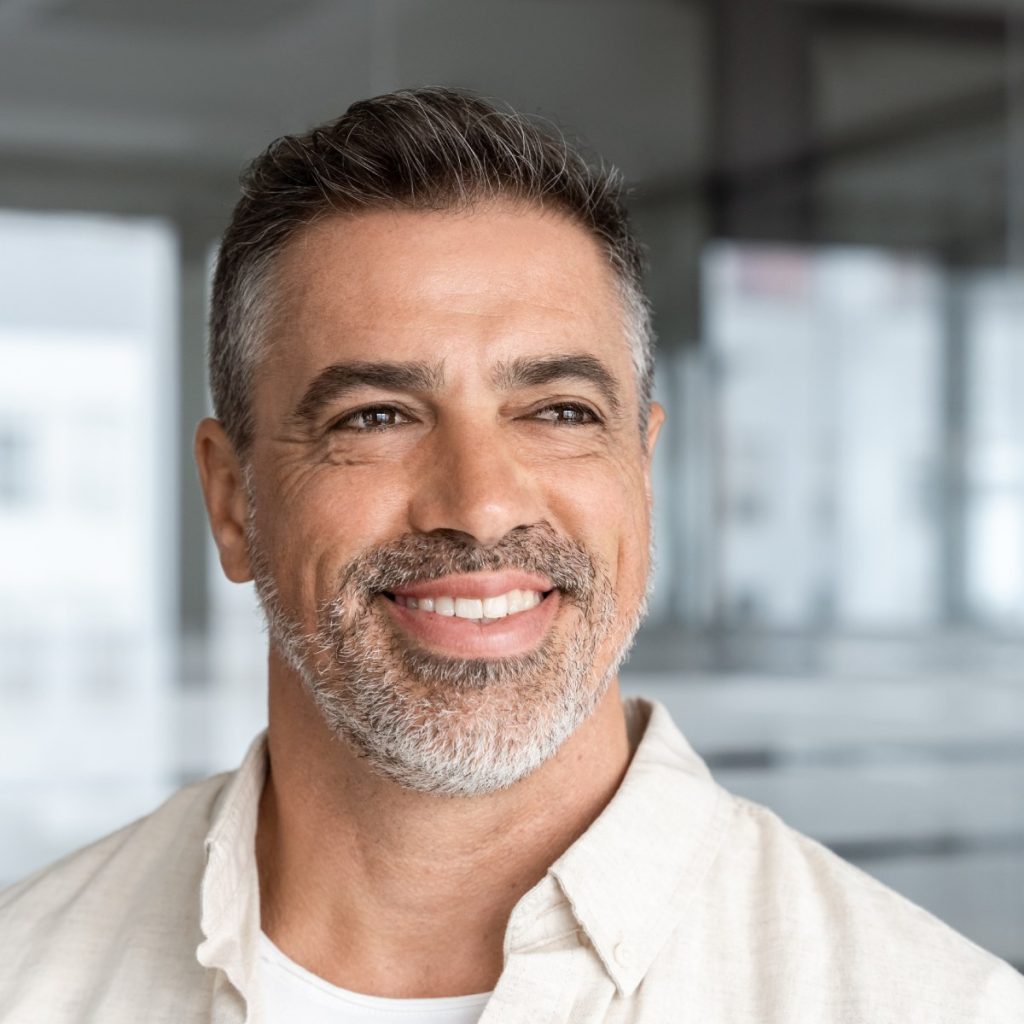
[193,418,254,583]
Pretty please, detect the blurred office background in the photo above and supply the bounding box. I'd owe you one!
[1,0,1023,969]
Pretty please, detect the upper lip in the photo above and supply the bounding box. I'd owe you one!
[387,571,554,600]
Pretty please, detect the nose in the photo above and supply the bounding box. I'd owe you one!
[407,418,545,547]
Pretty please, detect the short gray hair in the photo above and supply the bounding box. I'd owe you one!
[209,87,655,454]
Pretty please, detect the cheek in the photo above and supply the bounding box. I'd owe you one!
[614,502,653,607]
[263,468,414,606]
[544,459,651,587]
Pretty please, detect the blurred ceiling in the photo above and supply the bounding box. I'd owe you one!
[0,0,1019,258]
[0,0,706,215]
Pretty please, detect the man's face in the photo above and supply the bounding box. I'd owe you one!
[238,204,663,795]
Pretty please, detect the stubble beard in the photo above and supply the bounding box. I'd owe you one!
[246,516,648,797]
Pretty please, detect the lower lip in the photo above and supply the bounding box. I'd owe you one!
[382,591,561,658]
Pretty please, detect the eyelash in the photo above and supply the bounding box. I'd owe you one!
[329,401,602,433]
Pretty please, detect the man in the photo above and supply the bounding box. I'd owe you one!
[1,88,1021,1023]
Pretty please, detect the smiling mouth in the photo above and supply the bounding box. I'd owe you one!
[382,588,554,624]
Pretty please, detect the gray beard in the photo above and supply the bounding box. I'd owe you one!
[247,519,647,796]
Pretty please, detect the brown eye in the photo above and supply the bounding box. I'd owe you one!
[535,403,598,425]
[335,406,410,431]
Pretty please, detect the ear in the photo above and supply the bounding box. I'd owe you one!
[194,418,253,583]
[643,402,666,506]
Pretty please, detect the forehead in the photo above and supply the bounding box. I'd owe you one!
[262,203,632,385]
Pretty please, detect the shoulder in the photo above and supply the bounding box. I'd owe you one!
[685,790,1024,1020]
[0,770,229,928]
[0,771,231,1022]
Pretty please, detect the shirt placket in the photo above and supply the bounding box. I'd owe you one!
[479,943,615,1024]
[478,876,618,1024]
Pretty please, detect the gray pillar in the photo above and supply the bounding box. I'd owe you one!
[1009,9,1024,270]
[710,0,815,241]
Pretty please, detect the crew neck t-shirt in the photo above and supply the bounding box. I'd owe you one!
[259,932,492,1024]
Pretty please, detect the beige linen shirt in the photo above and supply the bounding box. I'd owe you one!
[1,697,1022,1023]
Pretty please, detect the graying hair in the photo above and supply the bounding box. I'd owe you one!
[209,87,655,454]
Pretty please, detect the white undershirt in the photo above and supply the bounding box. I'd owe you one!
[259,933,492,1024]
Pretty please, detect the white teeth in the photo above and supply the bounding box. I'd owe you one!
[454,597,484,619]
[395,588,546,621]
[482,594,509,618]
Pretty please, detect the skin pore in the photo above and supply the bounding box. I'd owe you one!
[194,203,664,998]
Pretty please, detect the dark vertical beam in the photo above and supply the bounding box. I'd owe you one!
[1009,8,1024,269]
[706,0,820,644]
[710,0,816,240]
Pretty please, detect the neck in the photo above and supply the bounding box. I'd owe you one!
[256,652,632,999]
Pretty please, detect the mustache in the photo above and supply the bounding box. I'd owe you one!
[336,523,598,604]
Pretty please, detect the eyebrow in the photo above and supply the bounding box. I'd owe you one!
[288,351,623,430]
[289,360,445,428]
[491,354,622,414]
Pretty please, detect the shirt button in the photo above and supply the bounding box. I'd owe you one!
[613,941,634,968]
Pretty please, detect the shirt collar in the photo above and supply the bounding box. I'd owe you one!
[548,697,734,996]
[196,731,268,1015]
[192,698,732,1006]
